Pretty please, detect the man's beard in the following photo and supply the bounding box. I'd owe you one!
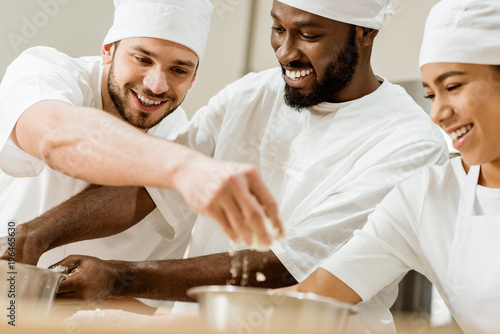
[107,61,180,130]
[283,27,359,110]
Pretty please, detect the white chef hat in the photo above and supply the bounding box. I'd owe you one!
[276,0,393,30]
[419,0,500,68]
[103,0,213,62]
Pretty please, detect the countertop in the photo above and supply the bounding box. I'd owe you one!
[0,299,464,334]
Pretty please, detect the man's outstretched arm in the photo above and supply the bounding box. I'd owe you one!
[9,100,283,246]
[0,185,155,265]
[285,268,362,305]
[53,250,298,304]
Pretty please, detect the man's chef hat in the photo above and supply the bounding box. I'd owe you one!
[276,0,393,30]
[419,0,500,68]
[103,0,213,62]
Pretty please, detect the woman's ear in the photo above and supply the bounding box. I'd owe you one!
[102,43,115,65]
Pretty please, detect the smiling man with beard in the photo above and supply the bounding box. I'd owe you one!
[3,0,449,332]
[106,39,188,130]
[281,25,359,109]
[0,0,282,288]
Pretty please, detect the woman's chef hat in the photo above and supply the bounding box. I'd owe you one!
[103,0,213,62]
[276,0,393,30]
[419,0,500,68]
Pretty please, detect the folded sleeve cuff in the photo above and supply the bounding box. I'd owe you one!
[146,186,197,240]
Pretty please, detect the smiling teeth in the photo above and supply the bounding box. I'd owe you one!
[286,69,313,80]
[450,124,472,142]
[137,93,162,107]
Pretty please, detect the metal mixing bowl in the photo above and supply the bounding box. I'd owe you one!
[0,260,64,323]
[188,285,356,334]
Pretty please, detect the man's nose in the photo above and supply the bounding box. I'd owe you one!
[144,68,169,95]
[275,36,301,66]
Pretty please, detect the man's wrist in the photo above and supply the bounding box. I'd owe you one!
[162,145,199,191]
[15,223,47,264]
[108,260,138,298]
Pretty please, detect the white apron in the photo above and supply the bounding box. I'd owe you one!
[447,164,500,333]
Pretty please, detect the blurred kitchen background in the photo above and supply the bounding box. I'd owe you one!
[0,0,459,332]
[1,0,439,118]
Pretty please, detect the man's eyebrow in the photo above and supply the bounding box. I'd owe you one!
[131,46,157,58]
[271,10,322,28]
[131,46,196,68]
[172,60,196,68]
[295,21,322,28]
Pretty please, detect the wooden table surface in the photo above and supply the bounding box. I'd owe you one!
[0,299,464,334]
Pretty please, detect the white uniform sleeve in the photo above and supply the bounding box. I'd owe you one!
[271,134,445,282]
[0,47,86,176]
[145,87,228,239]
[145,106,193,239]
[146,106,189,141]
[320,172,429,302]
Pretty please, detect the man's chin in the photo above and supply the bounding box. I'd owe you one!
[133,108,179,130]
[130,117,160,130]
[284,87,319,110]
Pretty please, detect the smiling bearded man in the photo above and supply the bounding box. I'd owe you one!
[282,25,359,109]
[2,1,449,333]
[107,40,187,130]
[0,0,212,279]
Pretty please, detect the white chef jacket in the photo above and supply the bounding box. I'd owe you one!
[320,157,500,331]
[0,46,191,268]
[146,67,448,332]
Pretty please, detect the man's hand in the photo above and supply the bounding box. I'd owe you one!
[0,224,45,265]
[53,255,129,306]
[174,154,284,247]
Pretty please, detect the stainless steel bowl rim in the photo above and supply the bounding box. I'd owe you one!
[0,260,65,320]
[187,285,358,313]
[0,260,64,278]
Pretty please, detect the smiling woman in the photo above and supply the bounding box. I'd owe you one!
[422,63,500,175]
[291,1,500,333]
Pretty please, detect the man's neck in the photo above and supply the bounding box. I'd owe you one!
[330,68,381,103]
